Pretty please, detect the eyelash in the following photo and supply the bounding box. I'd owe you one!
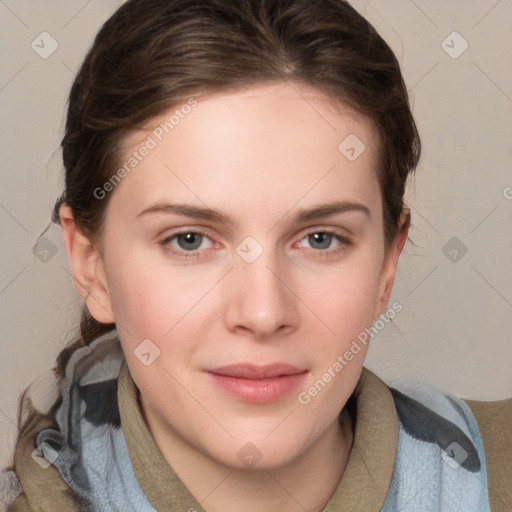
[159,230,217,260]
[159,228,352,260]
[296,228,352,259]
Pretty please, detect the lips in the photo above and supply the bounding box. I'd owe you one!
[206,363,308,403]
[208,363,306,379]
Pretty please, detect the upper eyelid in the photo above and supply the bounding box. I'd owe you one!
[300,226,351,237]
[295,229,351,248]
[294,225,352,245]
[161,227,215,241]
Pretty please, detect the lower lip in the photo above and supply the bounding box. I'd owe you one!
[207,371,308,403]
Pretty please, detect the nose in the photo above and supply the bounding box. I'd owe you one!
[223,250,299,340]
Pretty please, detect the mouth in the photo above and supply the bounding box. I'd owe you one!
[206,363,308,403]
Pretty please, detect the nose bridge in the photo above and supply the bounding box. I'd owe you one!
[224,242,298,338]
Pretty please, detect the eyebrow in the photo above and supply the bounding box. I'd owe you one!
[295,200,371,222]
[136,200,371,225]
[136,203,231,224]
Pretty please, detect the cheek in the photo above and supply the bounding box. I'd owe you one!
[107,267,166,337]
[104,249,178,340]
[299,262,380,415]
[308,254,383,339]
[104,251,222,341]
[308,283,375,380]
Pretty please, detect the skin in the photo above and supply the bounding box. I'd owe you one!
[60,81,409,512]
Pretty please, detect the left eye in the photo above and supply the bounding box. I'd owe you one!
[297,231,343,251]
[164,231,213,252]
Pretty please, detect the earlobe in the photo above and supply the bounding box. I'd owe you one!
[59,204,115,324]
[373,208,410,319]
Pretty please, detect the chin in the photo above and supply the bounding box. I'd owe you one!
[203,432,310,472]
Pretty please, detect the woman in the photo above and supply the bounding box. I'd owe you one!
[2,0,510,510]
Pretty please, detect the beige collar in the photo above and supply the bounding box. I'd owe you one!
[118,360,398,511]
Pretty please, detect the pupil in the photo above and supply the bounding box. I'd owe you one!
[310,233,331,249]
[178,233,202,250]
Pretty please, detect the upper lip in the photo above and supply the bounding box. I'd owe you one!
[207,363,307,380]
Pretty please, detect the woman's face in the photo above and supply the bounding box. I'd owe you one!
[88,81,403,469]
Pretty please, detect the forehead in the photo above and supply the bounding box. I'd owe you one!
[125,81,380,158]
[110,81,382,224]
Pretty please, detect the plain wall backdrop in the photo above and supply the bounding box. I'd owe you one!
[1,0,511,470]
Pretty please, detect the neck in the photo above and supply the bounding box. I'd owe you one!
[142,403,354,512]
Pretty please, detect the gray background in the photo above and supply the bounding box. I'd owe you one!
[1,0,511,470]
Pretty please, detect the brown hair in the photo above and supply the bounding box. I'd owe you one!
[50,0,420,374]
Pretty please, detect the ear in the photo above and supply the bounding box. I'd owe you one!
[59,204,115,324]
[373,207,410,319]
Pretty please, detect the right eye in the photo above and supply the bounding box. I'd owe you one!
[160,230,218,259]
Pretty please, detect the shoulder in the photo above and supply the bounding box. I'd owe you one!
[389,385,482,471]
[6,492,31,512]
[2,332,124,512]
[464,397,512,510]
[1,470,25,511]
[380,376,496,511]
